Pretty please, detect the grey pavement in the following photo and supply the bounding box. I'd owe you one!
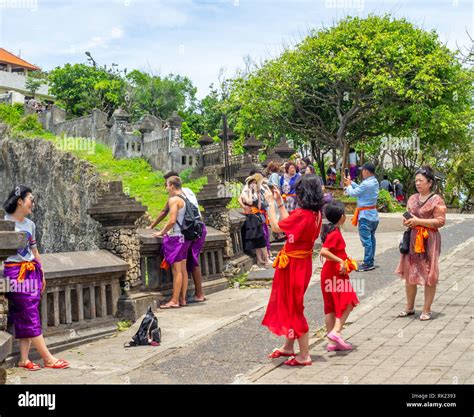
[248,238,474,384]
[5,215,474,384]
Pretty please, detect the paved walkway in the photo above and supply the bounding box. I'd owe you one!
[245,238,474,384]
[4,215,473,384]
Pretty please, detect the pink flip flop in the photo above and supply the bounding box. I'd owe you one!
[327,344,340,352]
[327,332,353,350]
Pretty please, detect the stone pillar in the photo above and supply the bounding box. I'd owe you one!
[274,135,295,160]
[235,134,264,183]
[110,108,131,159]
[167,112,184,148]
[0,208,27,381]
[197,173,233,259]
[87,181,147,298]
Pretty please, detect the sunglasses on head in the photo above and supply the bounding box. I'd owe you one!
[415,169,427,175]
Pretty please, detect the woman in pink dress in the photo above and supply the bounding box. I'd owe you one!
[395,166,446,321]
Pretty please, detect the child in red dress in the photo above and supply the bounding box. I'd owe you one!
[262,175,324,366]
[320,202,359,351]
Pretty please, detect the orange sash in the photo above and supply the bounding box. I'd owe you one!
[273,248,313,269]
[3,261,36,283]
[414,226,436,253]
[342,257,358,274]
[351,205,377,226]
[281,193,296,201]
[250,207,269,224]
[160,259,170,270]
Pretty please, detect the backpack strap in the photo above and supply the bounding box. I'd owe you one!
[175,194,187,229]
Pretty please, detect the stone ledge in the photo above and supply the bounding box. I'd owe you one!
[138,226,226,246]
[1,250,129,280]
[1,251,128,280]
[0,331,12,363]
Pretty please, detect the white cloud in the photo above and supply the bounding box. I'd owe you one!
[0,0,471,99]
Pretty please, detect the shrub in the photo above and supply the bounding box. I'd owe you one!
[377,189,404,213]
[14,114,44,134]
[0,103,23,126]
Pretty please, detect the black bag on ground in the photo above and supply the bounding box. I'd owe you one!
[176,194,204,241]
[125,306,161,347]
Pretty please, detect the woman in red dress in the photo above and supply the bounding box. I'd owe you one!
[262,174,324,366]
[320,202,359,351]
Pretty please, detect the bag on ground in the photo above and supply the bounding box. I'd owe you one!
[125,306,161,347]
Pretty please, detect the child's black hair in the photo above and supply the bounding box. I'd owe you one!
[294,174,324,212]
[320,201,345,243]
[3,185,33,214]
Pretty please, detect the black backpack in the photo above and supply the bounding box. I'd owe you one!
[176,194,204,241]
[125,306,161,347]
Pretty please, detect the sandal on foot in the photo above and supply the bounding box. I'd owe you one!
[186,296,206,304]
[327,344,343,352]
[159,302,181,309]
[398,309,415,317]
[18,361,41,371]
[420,312,432,321]
[327,332,353,350]
[267,348,295,359]
[283,357,312,367]
[44,359,69,369]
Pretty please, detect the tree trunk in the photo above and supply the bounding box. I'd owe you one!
[341,141,349,176]
[311,140,327,185]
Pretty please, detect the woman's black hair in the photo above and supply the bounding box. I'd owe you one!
[294,174,324,212]
[3,185,33,214]
[285,161,297,174]
[302,157,312,166]
[415,165,436,190]
[320,201,346,243]
[306,165,316,174]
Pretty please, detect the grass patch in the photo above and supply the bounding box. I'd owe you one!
[228,272,249,289]
[116,320,133,332]
[0,104,208,219]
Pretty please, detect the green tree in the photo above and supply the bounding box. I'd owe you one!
[229,15,473,176]
[25,76,42,99]
[48,57,126,117]
[125,70,197,121]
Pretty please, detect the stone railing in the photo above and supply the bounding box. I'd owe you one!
[138,227,227,293]
[1,250,128,363]
[229,209,245,256]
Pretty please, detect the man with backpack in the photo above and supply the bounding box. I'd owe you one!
[149,174,206,307]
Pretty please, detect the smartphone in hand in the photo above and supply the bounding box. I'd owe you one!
[403,211,413,220]
[344,168,350,178]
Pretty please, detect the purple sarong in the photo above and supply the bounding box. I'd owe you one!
[262,223,271,252]
[186,224,207,272]
[350,165,358,181]
[162,235,191,266]
[3,260,43,339]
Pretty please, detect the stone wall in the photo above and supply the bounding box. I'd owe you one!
[0,136,108,253]
[52,108,109,146]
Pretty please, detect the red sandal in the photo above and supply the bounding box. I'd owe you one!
[283,357,312,367]
[267,349,295,359]
[18,361,41,371]
[44,359,70,369]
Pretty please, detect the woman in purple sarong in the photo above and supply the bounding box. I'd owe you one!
[3,185,69,370]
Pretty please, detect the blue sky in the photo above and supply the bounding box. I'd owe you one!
[0,0,472,98]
